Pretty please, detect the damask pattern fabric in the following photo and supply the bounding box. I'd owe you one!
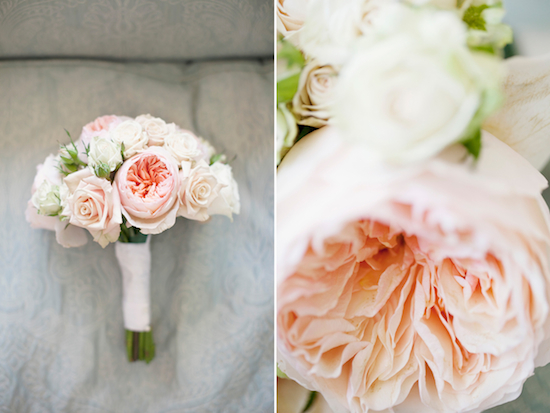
[0,0,273,60]
[0,59,274,412]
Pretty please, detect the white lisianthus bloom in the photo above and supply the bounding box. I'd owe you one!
[332,4,502,163]
[25,154,88,248]
[31,180,62,216]
[277,103,299,165]
[135,114,176,146]
[88,135,123,178]
[163,129,203,164]
[111,120,148,159]
[177,160,224,221]
[293,60,338,128]
[206,162,240,220]
[278,126,550,413]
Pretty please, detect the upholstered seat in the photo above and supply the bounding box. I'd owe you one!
[0,1,273,411]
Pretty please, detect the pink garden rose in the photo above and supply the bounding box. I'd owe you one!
[62,168,122,248]
[277,127,550,413]
[115,147,180,234]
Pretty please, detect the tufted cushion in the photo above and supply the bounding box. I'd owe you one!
[0,59,273,412]
[0,0,273,60]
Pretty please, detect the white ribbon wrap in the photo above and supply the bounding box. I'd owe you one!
[115,237,151,332]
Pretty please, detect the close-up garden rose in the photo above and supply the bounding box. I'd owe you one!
[277,0,309,42]
[115,147,180,234]
[277,126,550,413]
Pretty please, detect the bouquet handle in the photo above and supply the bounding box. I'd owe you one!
[115,237,155,363]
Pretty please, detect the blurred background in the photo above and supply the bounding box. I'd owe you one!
[505,0,550,57]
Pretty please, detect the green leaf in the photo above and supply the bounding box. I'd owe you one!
[276,366,288,379]
[463,5,489,31]
[277,73,301,104]
[278,39,305,70]
[462,128,482,159]
[303,392,318,412]
[210,153,225,165]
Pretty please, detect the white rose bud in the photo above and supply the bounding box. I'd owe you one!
[206,162,240,220]
[135,114,176,146]
[88,135,123,178]
[164,130,203,164]
[293,60,338,128]
[111,120,148,159]
[177,160,224,221]
[31,180,62,216]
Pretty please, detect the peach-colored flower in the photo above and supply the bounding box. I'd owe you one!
[63,168,122,248]
[277,127,550,413]
[115,147,180,234]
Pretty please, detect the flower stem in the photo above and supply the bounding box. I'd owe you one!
[126,329,155,363]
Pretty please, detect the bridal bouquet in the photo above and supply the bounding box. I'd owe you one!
[277,1,550,412]
[26,114,240,363]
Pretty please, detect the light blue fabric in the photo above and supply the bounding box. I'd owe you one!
[0,0,273,60]
[0,59,274,412]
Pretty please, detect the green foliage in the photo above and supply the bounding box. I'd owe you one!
[277,73,301,104]
[463,5,489,31]
[462,128,482,159]
[277,365,288,379]
[119,218,148,243]
[278,38,305,70]
[210,153,225,165]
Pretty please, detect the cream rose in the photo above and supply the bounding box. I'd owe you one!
[135,114,176,146]
[163,129,203,164]
[293,61,338,128]
[277,127,550,413]
[62,168,122,248]
[277,0,309,42]
[111,120,148,159]
[177,160,224,221]
[31,180,62,216]
[331,5,502,163]
[88,135,123,177]
[206,162,240,220]
[115,147,180,234]
[77,115,126,162]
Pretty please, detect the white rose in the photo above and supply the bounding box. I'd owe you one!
[298,0,387,65]
[277,103,299,165]
[177,160,224,221]
[206,162,240,220]
[277,0,309,43]
[332,5,502,163]
[135,114,176,146]
[111,120,148,159]
[88,135,123,177]
[292,60,338,128]
[62,168,122,248]
[31,180,62,216]
[278,126,550,413]
[163,129,203,164]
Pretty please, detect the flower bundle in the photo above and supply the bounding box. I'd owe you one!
[277,1,550,412]
[26,114,240,363]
